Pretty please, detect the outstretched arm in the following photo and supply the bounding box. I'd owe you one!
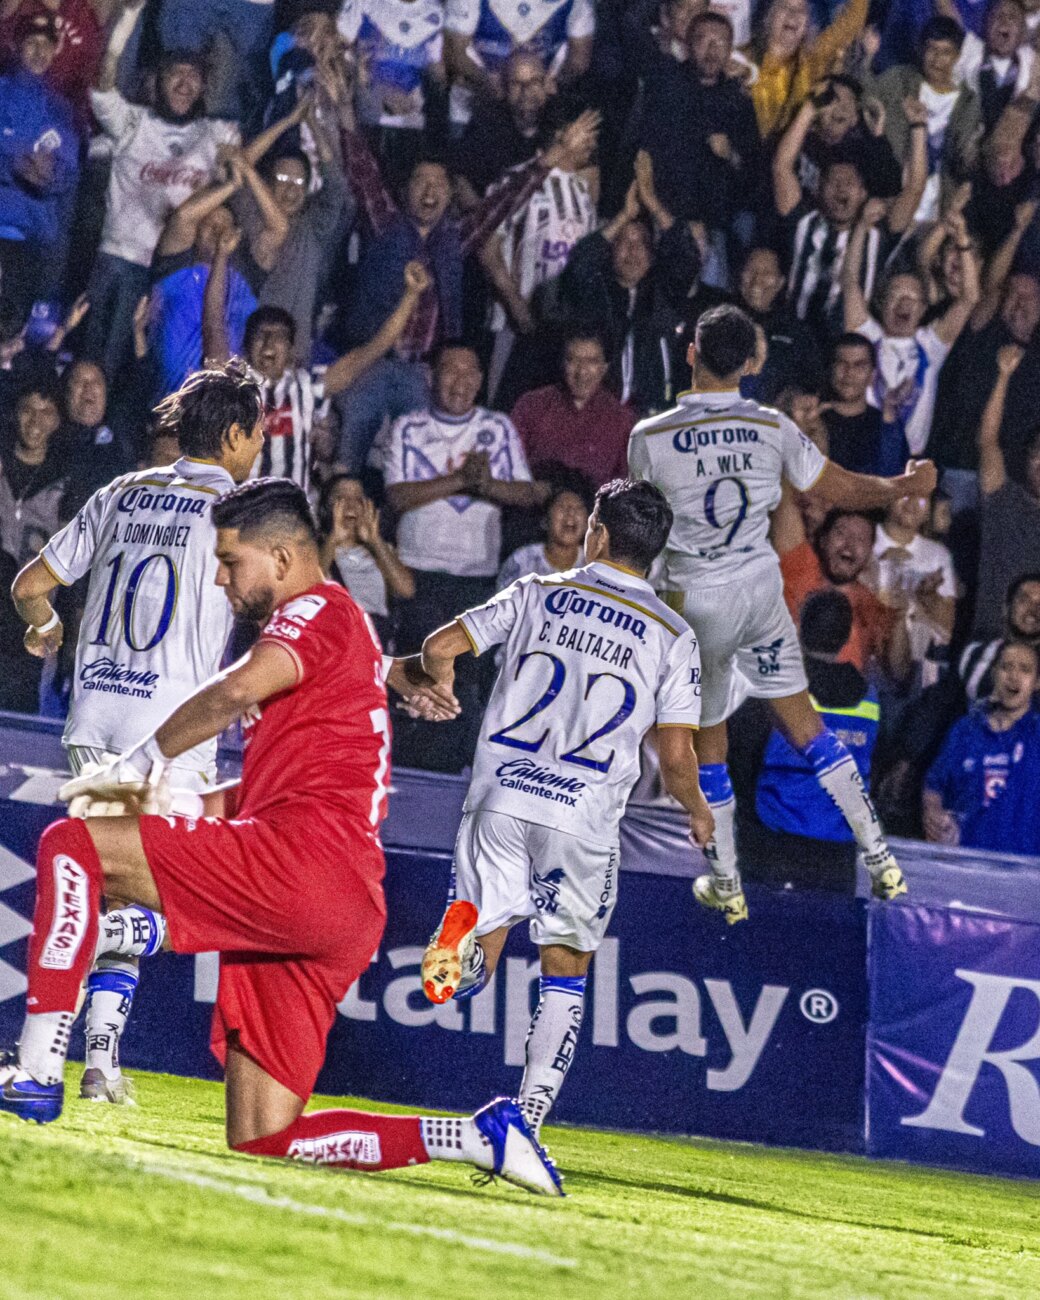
[842,200,884,331]
[973,199,1036,329]
[886,97,929,234]
[156,175,240,258]
[773,99,814,218]
[932,210,980,346]
[201,227,239,364]
[240,95,312,168]
[810,457,938,510]
[96,0,145,92]
[978,344,1021,494]
[420,618,475,702]
[322,262,431,397]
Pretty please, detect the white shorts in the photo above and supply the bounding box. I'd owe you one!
[671,562,807,727]
[65,745,217,794]
[451,810,619,952]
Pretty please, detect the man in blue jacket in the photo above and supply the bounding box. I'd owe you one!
[0,14,79,327]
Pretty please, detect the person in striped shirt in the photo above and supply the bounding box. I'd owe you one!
[203,231,431,490]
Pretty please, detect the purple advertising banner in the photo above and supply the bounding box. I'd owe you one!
[867,904,1040,1177]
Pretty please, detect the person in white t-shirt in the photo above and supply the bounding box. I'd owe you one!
[866,489,957,689]
[497,479,589,591]
[385,342,542,768]
[842,200,978,456]
[418,478,712,1136]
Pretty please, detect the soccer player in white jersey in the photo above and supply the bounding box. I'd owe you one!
[11,360,266,1103]
[417,479,714,1135]
[629,305,938,920]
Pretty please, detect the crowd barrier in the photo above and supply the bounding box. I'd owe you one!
[0,715,1037,1179]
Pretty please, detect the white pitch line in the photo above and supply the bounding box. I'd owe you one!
[134,1159,576,1269]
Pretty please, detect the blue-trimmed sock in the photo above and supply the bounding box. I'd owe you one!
[801,729,888,863]
[699,762,741,895]
[519,974,586,1134]
[84,956,139,1081]
[95,906,166,959]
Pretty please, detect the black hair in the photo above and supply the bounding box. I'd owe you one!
[316,471,363,539]
[244,305,297,352]
[430,339,480,369]
[153,357,263,459]
[212,476,319,547]
[832,331,877,364]
[996,638,1040,676]
[1007,571,1040,604]
[593,478,673,572]
[820,155,866,185]
[16,373,62,408]
[561,323,612,365]
[410,148,451,176]
[688,10,734,41]
[694,304,758,378]
[157,47,207,74]
[800,588,853,656]
[817,506,878,540]
[261,146,313,190]
[920,15,965,51]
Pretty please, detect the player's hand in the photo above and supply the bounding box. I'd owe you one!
[59,746,170,813]
[901,458,938,500]
[385,656,460,722]
[24,617,63,658]
[688,797,715,851]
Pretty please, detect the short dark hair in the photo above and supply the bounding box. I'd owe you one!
[688,10,734,41]
[316,471,363,539]
[832,331,877,364]
[1007,572,1040,604]
[562,324,611,365]
[157,47,207,74]
[262,146,312,190]
[694,304,757,378]
[153,358,263,459]
[594,478,673,572]
[244,305,297,352]
[997,638,1040,671]
[817,507,878,541]
[17,374,62,409]
[212,476,319,548]
[920,15,965,50]
[800,588,853,655]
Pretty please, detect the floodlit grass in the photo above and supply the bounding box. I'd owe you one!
[1,1066,1038,1299]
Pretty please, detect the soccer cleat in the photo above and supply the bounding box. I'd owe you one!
[422,901,479,1004]
[870,863,908,901]
[80,1067,136,1106]
[693,875,748,924]
[472,1097,564,1197]
[0,1058,64,1125]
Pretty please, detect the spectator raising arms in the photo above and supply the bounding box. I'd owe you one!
[924,639,1040,854]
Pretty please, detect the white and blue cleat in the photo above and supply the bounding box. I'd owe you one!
[472,1096,564,1197]
[0,1056,63,1124]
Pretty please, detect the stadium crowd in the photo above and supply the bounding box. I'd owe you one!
[0,0,1039,872]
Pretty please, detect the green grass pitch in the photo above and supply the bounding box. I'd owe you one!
[1,1066,1038,1299]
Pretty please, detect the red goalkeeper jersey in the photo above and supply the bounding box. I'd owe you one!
[238,582,390,852]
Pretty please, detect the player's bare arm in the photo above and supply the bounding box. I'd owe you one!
[11,555,64,657]
[810,458,939,512]
[655,725,715,848]
[419,617,475,696]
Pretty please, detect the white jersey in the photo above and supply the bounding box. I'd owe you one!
[629,389,826,589]
[42,457,236,771]
[460,561,701,845]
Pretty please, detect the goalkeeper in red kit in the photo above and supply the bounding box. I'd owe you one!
[0,477,562,1196]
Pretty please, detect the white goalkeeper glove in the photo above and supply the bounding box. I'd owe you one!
[60,735,174,817]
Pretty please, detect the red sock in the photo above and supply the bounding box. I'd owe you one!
[235,1108,430,1170]
[26,820,103,1014]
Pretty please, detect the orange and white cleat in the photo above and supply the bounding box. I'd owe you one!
[422,901,480,1004]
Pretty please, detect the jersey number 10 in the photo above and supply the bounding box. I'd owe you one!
[91,552,178,651]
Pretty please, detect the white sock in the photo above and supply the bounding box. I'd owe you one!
[419,1116,493,1168]
[801,731,890,870]
[84,956,139,1080]
[519,975,586,1134]
[20,1011,75,1086]
[699,763,742,893]
[95,907,166,960]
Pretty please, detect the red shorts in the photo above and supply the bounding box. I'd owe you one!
[139,811,386,1100]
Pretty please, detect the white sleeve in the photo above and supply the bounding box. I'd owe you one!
[936,545,957,600]
[445,0,480,36]
[855,314,883,345]
[628,428,650,482]
[211,119,242,149]
[337,0,364,42]
[382,418,408,487]
[41,489,107,585]
[779,413,826,493]
[954,31,983,87]
[656,627,702,728]
[89,88,138,143]
[567,0,596,39]
[496,416,532,482]
[458,578,528,656]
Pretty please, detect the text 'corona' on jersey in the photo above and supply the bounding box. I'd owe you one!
[672,426,761,453]
[543,588,647,642]
[116,487,208,518]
